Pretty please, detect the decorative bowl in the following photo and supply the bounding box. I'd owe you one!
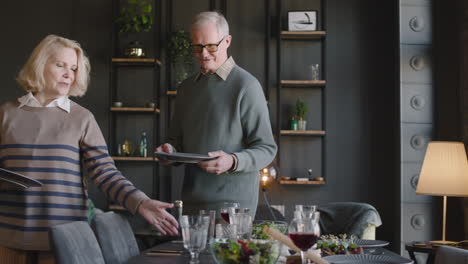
[210,239,281,264]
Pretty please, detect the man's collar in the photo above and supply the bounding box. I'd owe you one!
[195,56,236,82]
[18,92,71,113]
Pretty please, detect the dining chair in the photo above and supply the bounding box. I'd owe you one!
[91,211,140,264]
[254,204,286,222]
[49,221,106,264]
[434,245,468,264]
[318,202,382,239]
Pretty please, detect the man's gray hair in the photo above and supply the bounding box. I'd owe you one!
[191,11,229,37]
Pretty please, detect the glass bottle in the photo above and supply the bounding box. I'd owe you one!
[139,132,148,157]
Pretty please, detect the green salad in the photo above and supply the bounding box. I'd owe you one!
[251,221,287,240]
[211,239,280,264]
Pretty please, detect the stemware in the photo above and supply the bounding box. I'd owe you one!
[220,202,239,223]
[180,215,210,264]
[288,211,320,264]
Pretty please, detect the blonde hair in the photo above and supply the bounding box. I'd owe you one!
[191,11,229,37]
[16,34,91,97]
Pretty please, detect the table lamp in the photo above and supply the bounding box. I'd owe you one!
[416,141,468,244]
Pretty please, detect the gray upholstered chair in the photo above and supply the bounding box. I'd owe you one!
[49,221,105,264]
[92,211,140,264]
[255,204,286,222]
[434,246,468,264]
[318,202,382,239]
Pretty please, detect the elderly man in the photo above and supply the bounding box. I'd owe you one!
[157,11,277,216]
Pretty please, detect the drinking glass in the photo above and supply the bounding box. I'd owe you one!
[295,204,317,218]
[310,64,320,80]
[220,202,239,223]
[288,212,320,264]
[180,215,210,264]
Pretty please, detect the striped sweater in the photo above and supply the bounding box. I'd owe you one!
[0,100,149,251]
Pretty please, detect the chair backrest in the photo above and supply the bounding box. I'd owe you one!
[434,246,468,264]
[255,204,286,222]
[92,211,140,264]
[49,221,105,264]
[317,202,382,239]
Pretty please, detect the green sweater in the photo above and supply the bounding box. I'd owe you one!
[168,58,277,216]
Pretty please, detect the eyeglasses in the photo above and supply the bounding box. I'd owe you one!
[190,36,226,53]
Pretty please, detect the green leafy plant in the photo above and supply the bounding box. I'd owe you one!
[168,30,193,85]
[168,30,193,65]
[295,99,308,120]
[115,0,153,34]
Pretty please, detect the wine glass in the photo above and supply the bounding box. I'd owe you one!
[288,211,320,264]
[220,202,239,224]
[180,215,210,264]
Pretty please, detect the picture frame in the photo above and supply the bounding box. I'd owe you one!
[288,11,317,31]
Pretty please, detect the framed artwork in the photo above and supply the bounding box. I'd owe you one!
[288,11,317,31]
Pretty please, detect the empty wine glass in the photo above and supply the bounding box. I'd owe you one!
[180,215,210,264]
[288,211,320,264]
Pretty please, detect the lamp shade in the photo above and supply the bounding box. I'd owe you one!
[416,141,468,197]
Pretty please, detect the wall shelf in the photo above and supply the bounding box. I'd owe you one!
[279,180,326,185]
[280,31,326,39]
[111,58,161,66]
[280,80,326,88]
[280,130,326,136]
[110,107,161,113]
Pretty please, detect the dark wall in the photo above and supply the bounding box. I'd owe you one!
[0,0,399,247]
[434,0,467,241]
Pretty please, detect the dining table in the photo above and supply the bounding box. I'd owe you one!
[127,239,414,264]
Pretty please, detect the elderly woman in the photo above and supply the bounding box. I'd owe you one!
[0,35,178,263]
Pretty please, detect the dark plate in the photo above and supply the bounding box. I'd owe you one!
[354,239,390,248]
[323,254,412,264]
[154,152,217,163]
[0,168,43,188]
[319,239,389,248]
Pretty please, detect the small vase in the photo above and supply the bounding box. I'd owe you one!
[298,120,307,131]
[291,118,299,131]
[124,41,146,58]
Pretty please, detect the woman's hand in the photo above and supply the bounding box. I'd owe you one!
[198,150,234,175]
[138,199,179,236]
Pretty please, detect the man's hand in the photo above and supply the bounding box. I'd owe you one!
[198,150,234,175]
[155,143,175,165]
[138,199,179,236]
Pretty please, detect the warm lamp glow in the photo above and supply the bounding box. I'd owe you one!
[260,165,277,190]
[416,142,468,197]
[416,141,468,244]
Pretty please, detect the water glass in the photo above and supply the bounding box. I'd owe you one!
[229,212,252,239]
[199,209,216,243]
[180,215,210,264]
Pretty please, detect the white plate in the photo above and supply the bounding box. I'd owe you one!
[323,254,413,264]
[0,168,43,188]
[154,152,216,163]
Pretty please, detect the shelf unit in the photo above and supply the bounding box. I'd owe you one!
[107,0,162,211]
[275,0,327,185]
[279,180,326,185]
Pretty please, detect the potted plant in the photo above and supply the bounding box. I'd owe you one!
[295,99,308,130]
[115,0,153,57]
[168,30,193,86]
